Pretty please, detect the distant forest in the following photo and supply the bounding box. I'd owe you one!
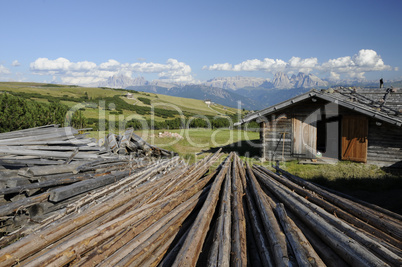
[0,93,86,132]
[0,91,258,132]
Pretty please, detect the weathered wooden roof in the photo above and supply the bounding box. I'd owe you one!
[236,87,402,127]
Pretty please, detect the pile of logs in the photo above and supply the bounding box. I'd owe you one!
[105,128,177,157]
[0,125,175,237]
[0,127,401,266]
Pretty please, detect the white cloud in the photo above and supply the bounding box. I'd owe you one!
[0,65,10,74]
[329,71,340,81]
[30,57,194,85]
[320,49,391,78]
[204,58,288,73]
[12,60,21,67]
[204,49,393,79]
[288,57,318,73]
[31,57,96,74]
[99,59,121,70]
[203,63,232,71]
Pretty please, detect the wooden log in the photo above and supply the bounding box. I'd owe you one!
[131,132,150,150]
[304,173,402,223]
[276,205,327,267]
[242,199,263,267]
[219,164,232,267]
[273,166,402,240]
[4,145,101,152]
[245,162,289,267]
[237,160,273,267]
[207,164,231,267]
[158,151,222,198]
[62,163,217,267]
[22,192,184,267]
[103,190,208,266]
[0,127,78,145]
[172,153,232,267]
[139,234,177,267]
[256,168,402,265]
[158,226,192,267]
[0,159,65,166]
[285,211,348,267]
[22,163,218,267]
[0,147,101,160]
[101,195,200,267]
[51,161,173,216]
[231,155,247,266]
[5,178,30,188]
[23,164,178,264]
[0,140,94,146]
[64,147,79,164]
[0,125,59,140]
[275,203,314,267]
[0,192,50,217]
[256,166,402,250]
[118,128,134,150]
[24,162,82,177]
[0,160,178,266]
[75,158,130,172]
[48,171,130,202]
[0,175,91,195]
[253,168,392,267]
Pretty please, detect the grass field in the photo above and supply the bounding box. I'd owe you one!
[0,82,242,123]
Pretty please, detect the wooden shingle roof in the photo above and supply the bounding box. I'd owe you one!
[236,87,402,127]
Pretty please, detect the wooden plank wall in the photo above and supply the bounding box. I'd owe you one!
[367,120,402,167]
[261,115,293,161]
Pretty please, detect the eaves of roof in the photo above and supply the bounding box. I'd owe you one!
[235,91,402,127]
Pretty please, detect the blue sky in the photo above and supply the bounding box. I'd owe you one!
[1,0,401,86]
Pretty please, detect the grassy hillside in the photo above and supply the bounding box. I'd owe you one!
[0,82,243,130]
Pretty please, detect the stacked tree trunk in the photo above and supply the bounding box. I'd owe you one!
[0,133,401,266]
[105,128,177,157]
[0,125,176,237]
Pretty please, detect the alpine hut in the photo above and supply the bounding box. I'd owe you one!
[236,87,402,167]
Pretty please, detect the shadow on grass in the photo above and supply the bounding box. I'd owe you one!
[309,175,402,215]
[203,139,261,158]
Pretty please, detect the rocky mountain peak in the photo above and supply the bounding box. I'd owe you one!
[204,76,268,90]
[272,72,292,89]
[99,75,149,89]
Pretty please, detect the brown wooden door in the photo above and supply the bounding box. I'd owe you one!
[292,117,317,158]
[341,116,368,163]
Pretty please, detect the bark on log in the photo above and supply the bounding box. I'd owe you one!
[273,166,402,241]
[0,175,91,195]
[172,153,232,267]
[275,203,314,267]
[257,166,402,250]
[207,163,231,267]
[245,162,289,267]
[48,171,130,202]
[231,156,247,266]
[238,161,273,267]
[62,164,217,267]
[22,193,182,267]
[104,190,208,266]
[253,168,392,267]
[0,161,177,266]
[0,192,50,217]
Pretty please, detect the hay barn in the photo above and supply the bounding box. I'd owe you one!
[237,87,402,167]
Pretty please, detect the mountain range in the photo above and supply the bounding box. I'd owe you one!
[99,72,392,110]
